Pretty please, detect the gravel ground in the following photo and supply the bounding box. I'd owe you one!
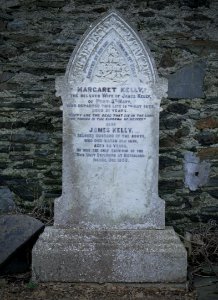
[0,272,197,300]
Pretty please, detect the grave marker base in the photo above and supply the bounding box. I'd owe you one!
[32,226,187,282]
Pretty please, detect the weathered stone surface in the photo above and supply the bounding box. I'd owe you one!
[159,51,175,68]
[195,131,218,146]
[175,126,190,138]
[159,137,178,148]
[184,13,211,22]
[0,72,14,83]
[179,0,209,8]
[207,189,218,200]
[32,10,187,284]
[54,10,167,230]
[0,0,21,9]
[0,215,44,270]
[159,156,178,170]
[198,148,218,160]
[196,117,218,130]
[167,103,188,115]
[0,187,16,213]
[32,226,187,282]
[6,179,42,202]
[160,117,182,130]
[159,179,184,194]
[168,62,206,99]
[36,0,66,8]
[148,1,170,10]
[175,40,218,56]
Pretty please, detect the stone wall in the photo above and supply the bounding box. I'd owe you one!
[0,0,217,232]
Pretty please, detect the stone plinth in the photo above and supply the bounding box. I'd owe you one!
[32,227,186,283]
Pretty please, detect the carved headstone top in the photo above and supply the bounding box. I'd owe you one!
[55,10,167,229]
[56,11,166,97]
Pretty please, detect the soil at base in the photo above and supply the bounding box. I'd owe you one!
[0,272,197,300]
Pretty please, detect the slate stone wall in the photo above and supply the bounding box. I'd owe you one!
[0,0,217,232]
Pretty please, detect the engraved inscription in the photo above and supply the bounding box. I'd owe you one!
[65,85,155,163]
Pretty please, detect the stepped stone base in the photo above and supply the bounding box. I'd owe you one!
[32,226,187,283]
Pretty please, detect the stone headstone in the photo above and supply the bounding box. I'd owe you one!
[54,11,166,229]
[32,10,187,283]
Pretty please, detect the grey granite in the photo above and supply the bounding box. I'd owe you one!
[32,226,187,283]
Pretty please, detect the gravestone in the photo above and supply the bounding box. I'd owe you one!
[32,11,187,283]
